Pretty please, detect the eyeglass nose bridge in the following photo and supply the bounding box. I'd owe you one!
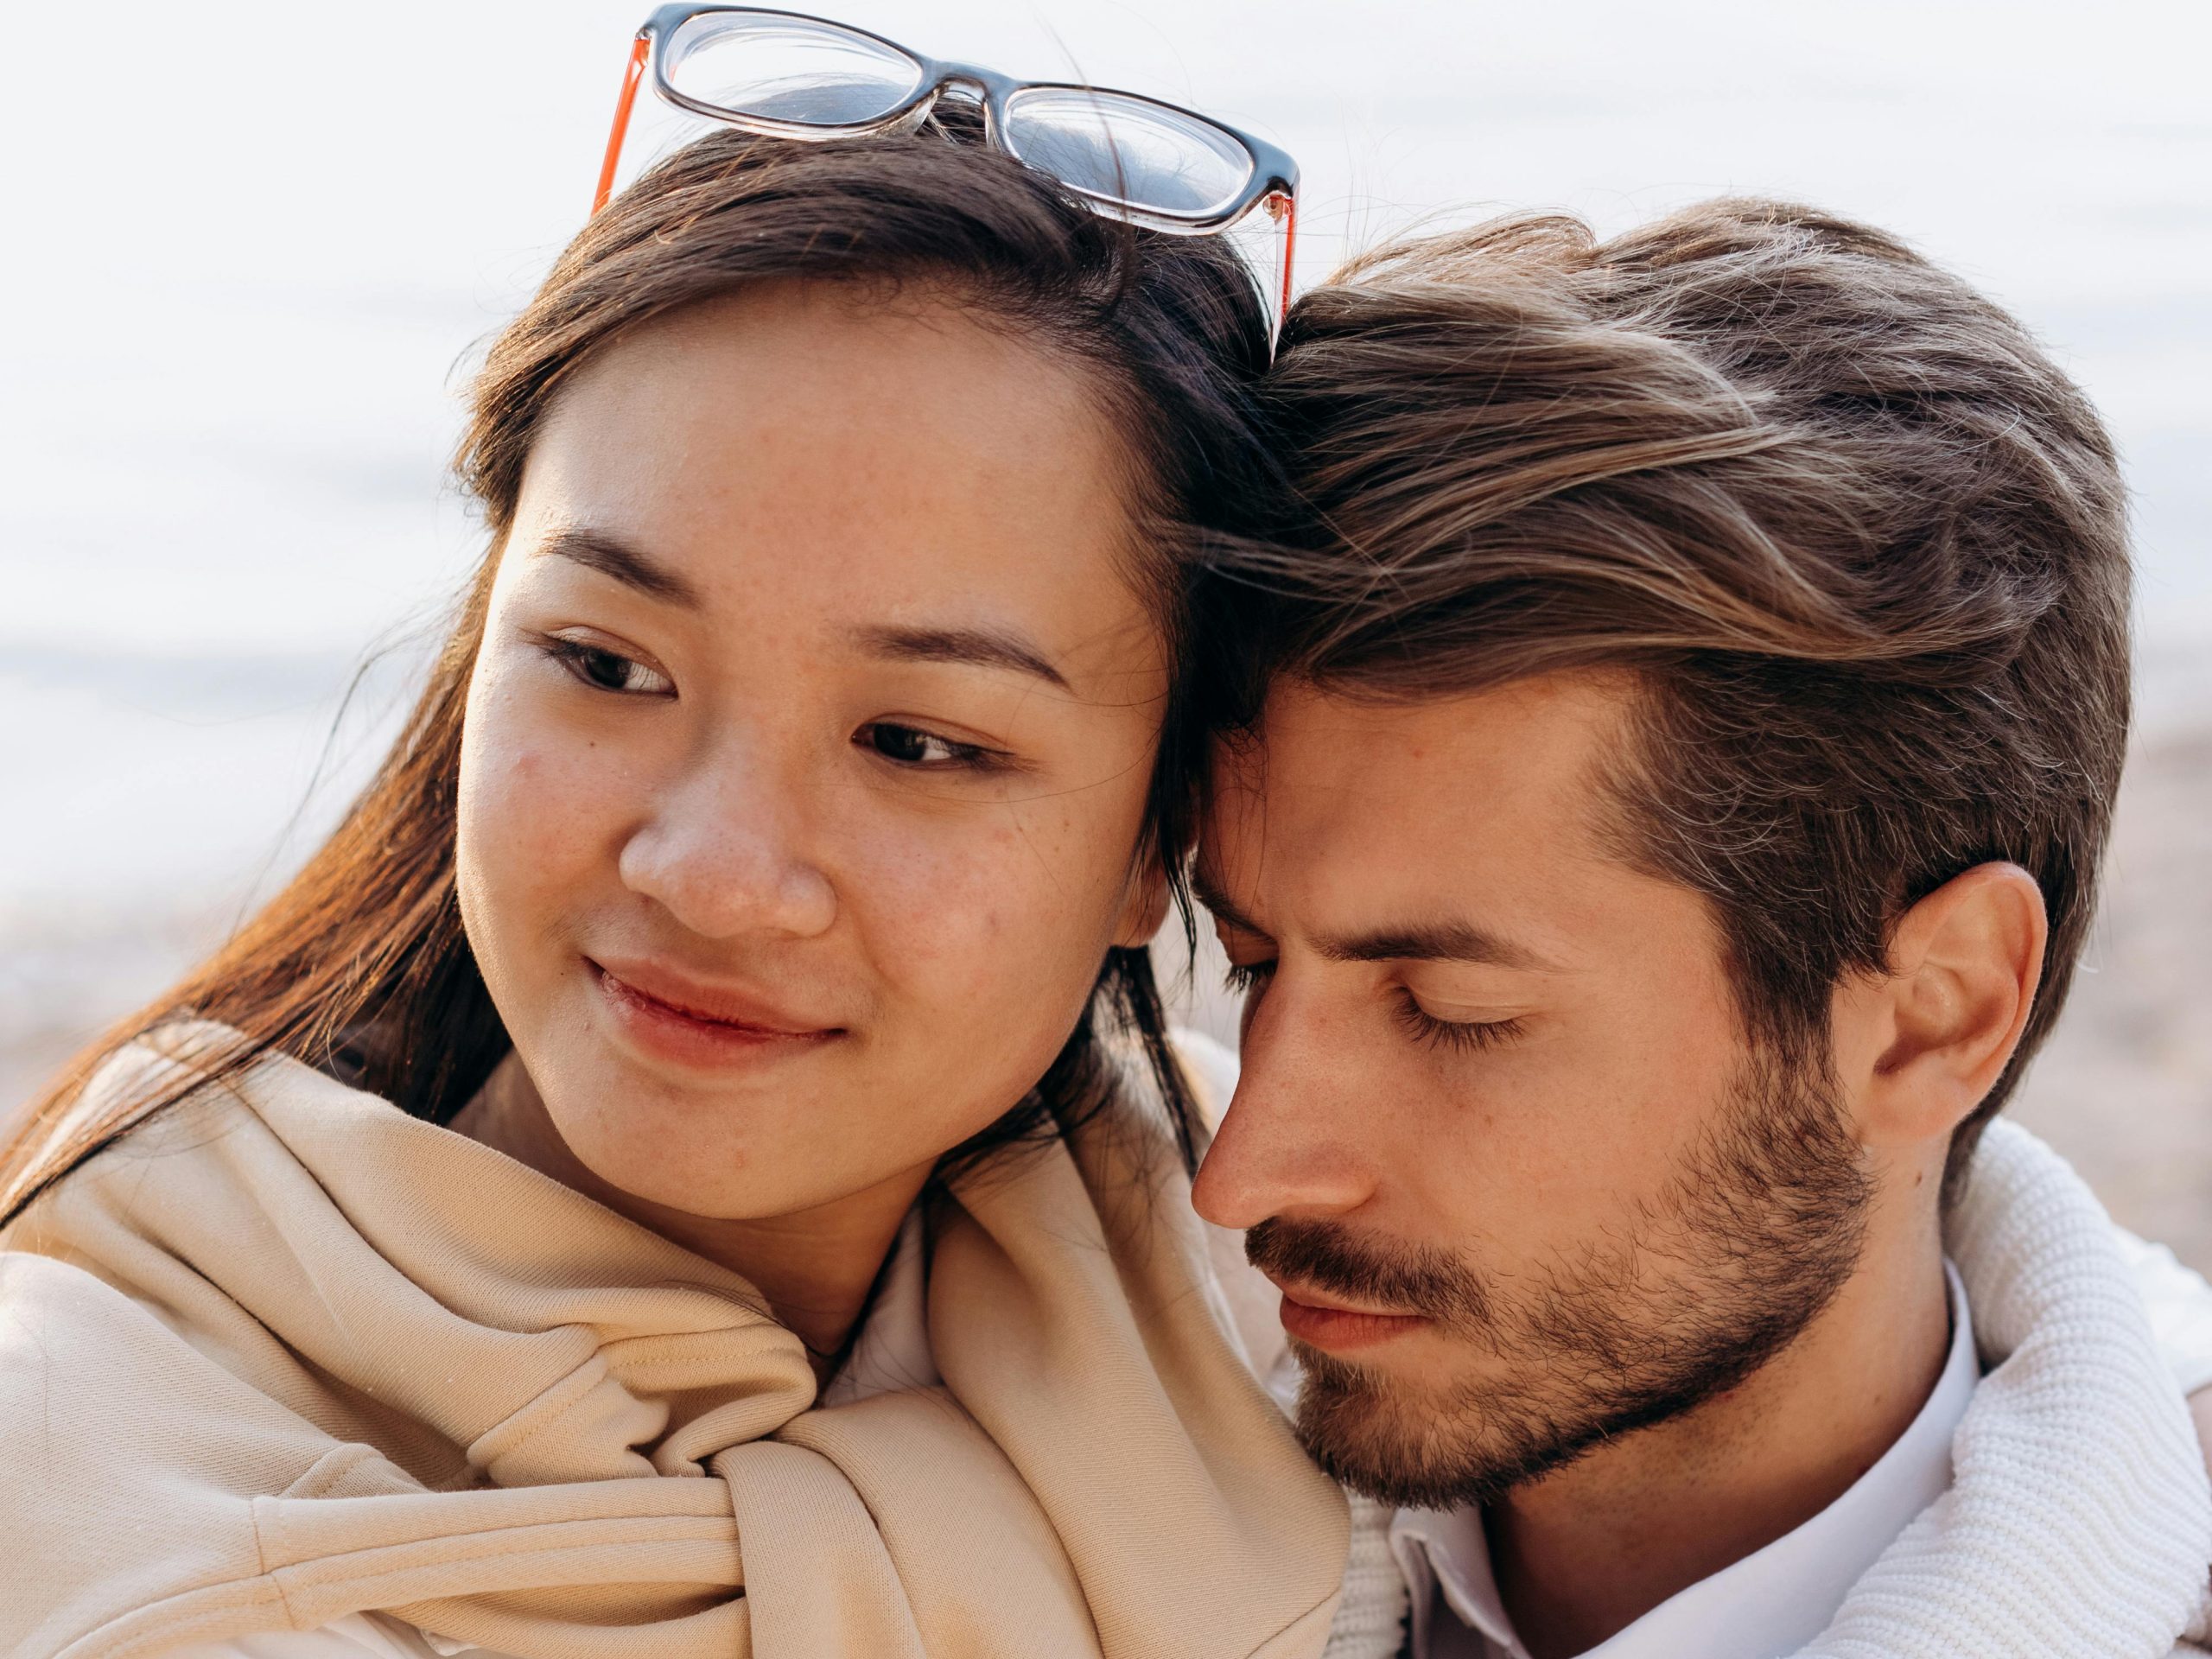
[638,11,1023,146]
[893,57,1025,142]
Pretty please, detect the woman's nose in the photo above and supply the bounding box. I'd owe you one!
[617,741,838,941]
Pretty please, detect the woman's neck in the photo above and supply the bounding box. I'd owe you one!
[451,1056,926,1380]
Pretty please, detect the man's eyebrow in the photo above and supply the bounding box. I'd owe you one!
[537,527,702,608]
[1191,870,1268,939]
[855,624,1069,690]
[1316,919,1553,972]
[1192,875,1553,973]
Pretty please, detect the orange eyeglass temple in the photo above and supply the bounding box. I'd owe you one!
[592,35,652,214]
[1273,193,1298,323]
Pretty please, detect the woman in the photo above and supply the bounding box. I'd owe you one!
[0,37,2207,1659]
[0,68,1353,1656]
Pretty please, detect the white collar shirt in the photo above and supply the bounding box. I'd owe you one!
[1391,1262,1978,1659]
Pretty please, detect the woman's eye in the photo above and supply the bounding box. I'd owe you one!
[542,637,674,697]
[856,721,994,771]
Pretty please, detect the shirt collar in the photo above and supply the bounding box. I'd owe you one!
[1392,1261,1979,1659]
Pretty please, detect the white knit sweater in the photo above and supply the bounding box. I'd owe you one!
[1318,1120,2212,1659]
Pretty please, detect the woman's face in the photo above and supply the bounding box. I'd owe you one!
[456,283,1169,1221]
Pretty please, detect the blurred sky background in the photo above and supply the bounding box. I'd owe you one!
[3,1,2209,1213]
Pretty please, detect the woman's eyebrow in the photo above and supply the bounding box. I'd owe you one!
[537,526,702,608]
[855,624,1070,690]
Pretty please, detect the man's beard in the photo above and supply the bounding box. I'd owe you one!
[1247,1042,1872,1511]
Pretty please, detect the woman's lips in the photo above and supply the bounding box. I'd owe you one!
[589,958,839,1069]
[1272,1282,1433,1353]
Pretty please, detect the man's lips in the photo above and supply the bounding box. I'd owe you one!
[1263,1273,1434,1353]
[588,957,841,1065]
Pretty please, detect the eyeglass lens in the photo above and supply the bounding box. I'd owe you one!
[1001,89,1255,219]
[665,12,925,127]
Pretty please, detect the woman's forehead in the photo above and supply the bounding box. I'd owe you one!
[505,289,1166,694]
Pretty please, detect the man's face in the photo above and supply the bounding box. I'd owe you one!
[1192,671,1871,1509]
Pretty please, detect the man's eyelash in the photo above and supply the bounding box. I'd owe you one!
[1223,963,1523,1055]
[1222,961,1274,994]
[1393,992,1526,1055]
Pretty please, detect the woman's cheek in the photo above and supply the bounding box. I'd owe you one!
[826,812,1006,1011]
[461,671,643,938]
[908,798,1128,1010]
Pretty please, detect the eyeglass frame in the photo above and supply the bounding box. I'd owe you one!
[592,4,1299,308]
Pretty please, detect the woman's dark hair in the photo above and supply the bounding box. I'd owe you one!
[2,105,1281,1217]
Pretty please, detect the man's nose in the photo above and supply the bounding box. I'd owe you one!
[617,734,838,941]
[1192,971,1376,1230]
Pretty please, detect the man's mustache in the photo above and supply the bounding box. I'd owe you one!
[1244,1215,1495,1332]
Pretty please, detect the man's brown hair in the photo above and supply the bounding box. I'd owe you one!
[1236,200,2131,1193]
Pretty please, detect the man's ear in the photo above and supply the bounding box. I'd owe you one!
[1843,862,2047,1149]
[1113,860,1173,950]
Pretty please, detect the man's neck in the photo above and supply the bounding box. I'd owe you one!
[1485,1224,1952,1659]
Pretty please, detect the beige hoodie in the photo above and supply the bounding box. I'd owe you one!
[0,1024,1350,1659]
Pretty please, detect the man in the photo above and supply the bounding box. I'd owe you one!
[1190,200,2212,1656]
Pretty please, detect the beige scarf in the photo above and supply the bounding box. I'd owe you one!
[0,1024,1349,1659]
